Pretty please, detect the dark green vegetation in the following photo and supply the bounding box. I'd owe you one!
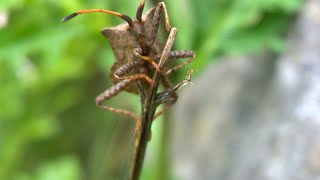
[0,0,302,179]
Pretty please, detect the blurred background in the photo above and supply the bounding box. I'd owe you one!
[0,0,311,179]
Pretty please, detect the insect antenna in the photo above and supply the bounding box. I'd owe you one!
[136,0,146,22]
[62,9,133,27]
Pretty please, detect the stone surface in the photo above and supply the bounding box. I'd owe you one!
[171,0,320,179]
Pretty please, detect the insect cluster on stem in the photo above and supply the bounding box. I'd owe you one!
[62,0,196,132]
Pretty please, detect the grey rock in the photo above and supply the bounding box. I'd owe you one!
[171,0,320,179]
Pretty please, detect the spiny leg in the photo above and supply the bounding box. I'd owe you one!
[147,2,172,46]
[165,50,196,76]
[136,50,195,76]
[113,60,155,86]
[95,79,141,132]
[130,49,195,78]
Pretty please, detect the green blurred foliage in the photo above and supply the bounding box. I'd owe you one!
[0,0,301,179]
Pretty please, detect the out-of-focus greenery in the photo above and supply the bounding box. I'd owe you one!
[0,0,302,179]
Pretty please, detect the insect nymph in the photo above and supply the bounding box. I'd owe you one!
[63,0,195,132]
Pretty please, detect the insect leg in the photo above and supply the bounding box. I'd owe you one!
[147,2,172,46]
[153,69,195,120]
[160,75,178,104]
[95,79,141,132]
[133,48,161,72]
[153,76,177,120]
[114,60,155,86]
[165,50,196,76]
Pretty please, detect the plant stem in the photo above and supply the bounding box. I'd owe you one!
[129,28,178,180]
[157,112,171,180]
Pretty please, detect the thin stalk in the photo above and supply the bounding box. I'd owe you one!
[129,28,178,180]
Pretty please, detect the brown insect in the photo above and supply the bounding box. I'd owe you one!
[62,0,195,131]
